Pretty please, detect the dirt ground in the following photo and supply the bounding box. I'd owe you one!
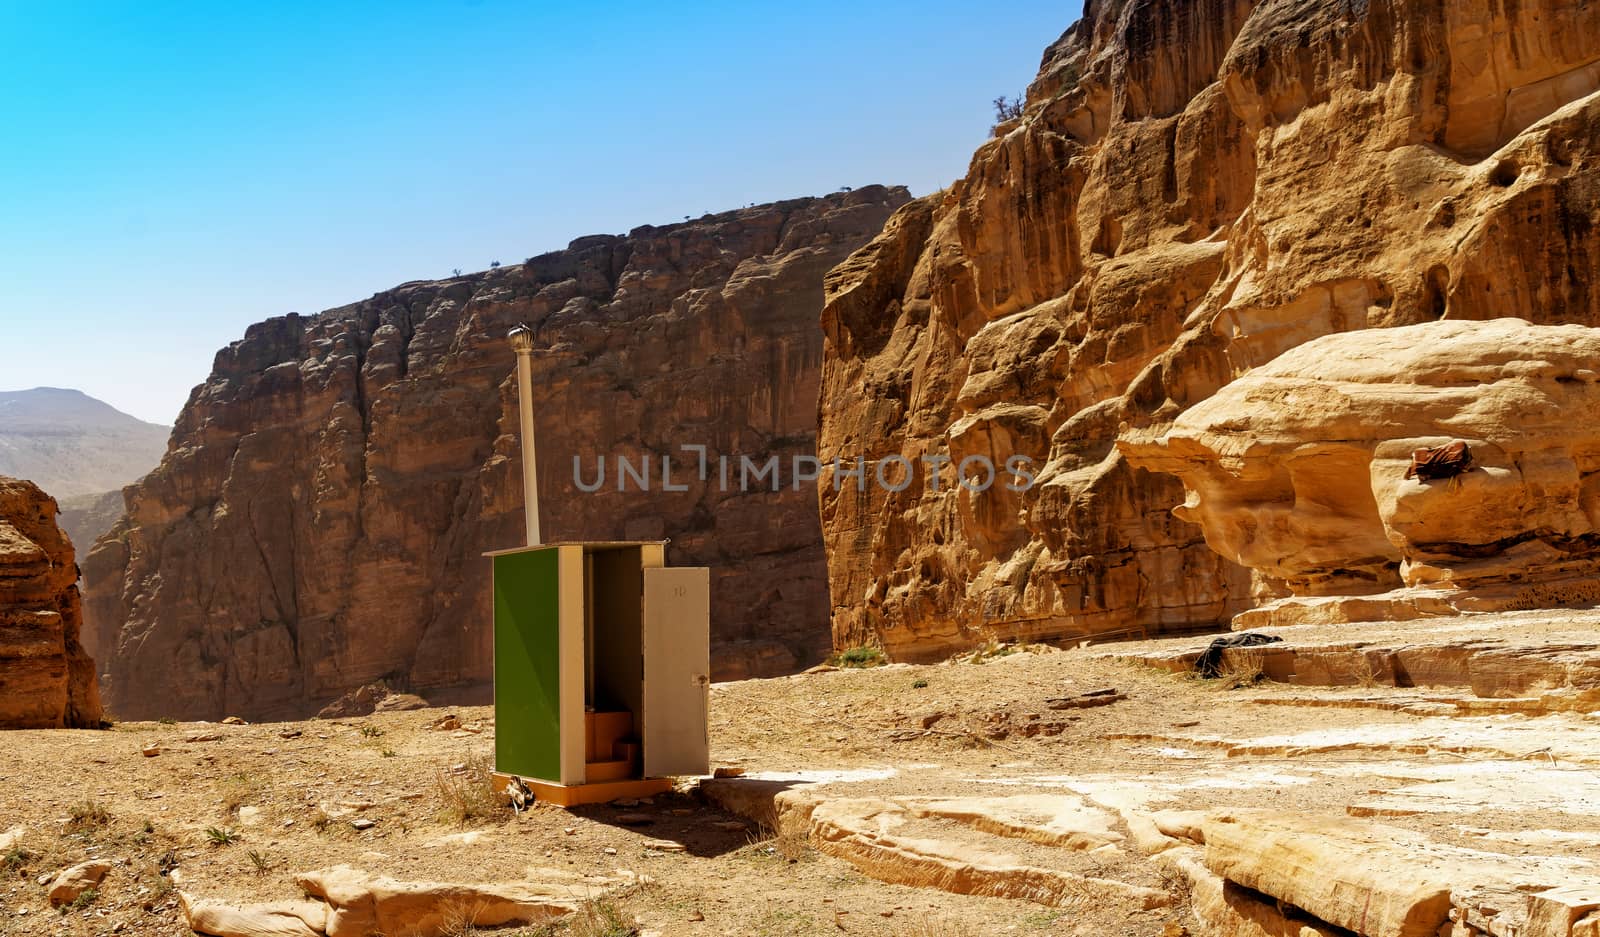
[4,613,1600,937]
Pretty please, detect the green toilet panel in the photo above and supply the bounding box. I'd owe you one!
[493,548,562,781]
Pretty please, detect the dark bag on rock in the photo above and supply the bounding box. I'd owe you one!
[1405,440,1473,481]
[1196,632,1282,678]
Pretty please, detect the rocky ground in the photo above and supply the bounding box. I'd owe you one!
[3,609,1600,936]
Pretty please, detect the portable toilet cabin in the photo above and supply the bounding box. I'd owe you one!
[486,540,710,806]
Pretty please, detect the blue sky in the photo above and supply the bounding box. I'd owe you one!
[0,1,1080,425]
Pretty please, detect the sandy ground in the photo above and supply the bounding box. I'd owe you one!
[4,614,1600,936]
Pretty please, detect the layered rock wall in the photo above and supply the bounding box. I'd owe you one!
[818,0,1600,659]
[87,187,909,720]
[0,476,102,728]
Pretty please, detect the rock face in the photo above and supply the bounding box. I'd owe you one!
[1120,320,1600,627]
[56,489,126,590]
[87,187,910,721]
[0,476,101,728]
[817,0,1600,659]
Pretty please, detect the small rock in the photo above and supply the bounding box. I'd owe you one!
[643,839,684,853]
[279,729,303,739]
[372,692,429,713]
[0,825,24,852]
[688,910,704,921]
[221,716,248,725]
[615,798,640,807]
[615,813,653,826]
[563,827,577,836]
[602,847,618,856]
[711,766,744,778]
[804,664,838,674]
[671,808,693,817]
[48,860,111,907]
[713,821,747,832]
[141,743,161,757]
[185,733,223,743]
[1046,688,1126,710]
[350,818,376,831]
[429,714,462,731]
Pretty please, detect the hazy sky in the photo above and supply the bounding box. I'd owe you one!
[0,1,1081,425]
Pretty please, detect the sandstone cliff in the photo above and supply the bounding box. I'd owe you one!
[818,0,1600,659]
[0,476,102,728]
[88,187,910,721]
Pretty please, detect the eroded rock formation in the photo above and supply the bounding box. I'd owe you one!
[1120,319,1600,627]
[88,187,910,721]
[0,476,102,728]
[818,0,1600,659]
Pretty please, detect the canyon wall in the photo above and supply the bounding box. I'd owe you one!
[0,476,102,728]
[818,0,1600,659]
[87,187,909,721]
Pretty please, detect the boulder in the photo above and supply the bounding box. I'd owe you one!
[46,860,110,907]
[1120,320,1600,626]
[315,684,390,720]
[296,865,587,937]
[181,895,327,937]
[371,693,429,713]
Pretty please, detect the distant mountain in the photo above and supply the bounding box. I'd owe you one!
[0,387,169,504]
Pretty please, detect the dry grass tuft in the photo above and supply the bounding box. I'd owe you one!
[219,772,262,818]
[1352,654,1388,689]
[66,798,111,832]
[892,916,977,937]
[829,645,887,668]
[1157,862,1194,916]
[433,752,502,827]
[748,823,812,863]
[437,900,492,936]
[561,897,638,937]
[1216,650,1266,689]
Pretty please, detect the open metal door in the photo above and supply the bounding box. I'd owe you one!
[641,566,710,777]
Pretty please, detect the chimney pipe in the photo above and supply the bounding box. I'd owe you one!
[508,324,541,546]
